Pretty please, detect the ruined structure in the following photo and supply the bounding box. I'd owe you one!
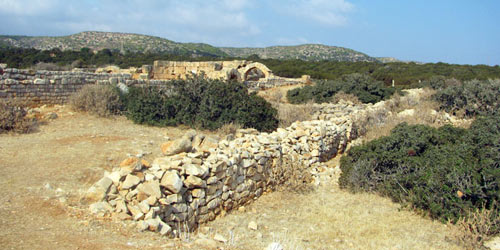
[151,60,310,86]
[0,61,310,105]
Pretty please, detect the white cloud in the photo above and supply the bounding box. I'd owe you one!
[281,0,355,26]
[0,0,261,46]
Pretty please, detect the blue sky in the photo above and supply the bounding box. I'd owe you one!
[0,0,499,65]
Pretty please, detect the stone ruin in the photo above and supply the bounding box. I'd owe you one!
[0,60,310,105]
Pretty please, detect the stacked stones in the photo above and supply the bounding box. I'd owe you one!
[86,105,375,236]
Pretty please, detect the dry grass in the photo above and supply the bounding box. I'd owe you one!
[331,91,361,104]
[257,84,305,104]
[275,101,316,128]
[216,122,242,138]
[450,204,499,249]
[358,88,471,142]
[0,98,37,134]
[204,166,462,250]
[69,84,122,117]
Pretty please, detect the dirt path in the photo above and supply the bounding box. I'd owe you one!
[0,106,463,249]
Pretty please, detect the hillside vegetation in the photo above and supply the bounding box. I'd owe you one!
[0,31,375,62]
[220,44,376,62]
[340,78,500,248]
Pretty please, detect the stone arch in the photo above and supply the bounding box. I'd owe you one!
[241,62,272,81]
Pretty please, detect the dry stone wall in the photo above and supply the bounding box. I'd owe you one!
[86,100,386,236]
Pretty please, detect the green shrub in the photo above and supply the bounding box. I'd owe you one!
[124,86,178,126]
[287,73,394,104]
[0,98,36,133]
[339,118,499,235]
[69,84,123,117]
[433,79,500,117]
[124,76,279,132]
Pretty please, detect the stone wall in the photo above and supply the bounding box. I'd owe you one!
[0,68,174,105]
[86,101,385,236]
[0,68,132,104]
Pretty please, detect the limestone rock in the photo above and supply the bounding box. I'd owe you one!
[184,175,206,188]
[185,164,208,177]
[89,201,112,214]
[214,233,227,243]
[161,137,192,156]
[160,171,183,193]
[121,174,141,190]
[137,180,162,199]
[248,221,258,230]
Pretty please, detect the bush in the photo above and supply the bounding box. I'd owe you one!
[433,79,500,117]
[287,73,395,104]
[339,117,500,236]
[0,99,36,133]
[124,76,279,132]
[69,84,124,117]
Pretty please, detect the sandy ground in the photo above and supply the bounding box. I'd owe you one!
[0,105,464,249]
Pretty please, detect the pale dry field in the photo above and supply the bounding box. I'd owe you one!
[0,97,465,249]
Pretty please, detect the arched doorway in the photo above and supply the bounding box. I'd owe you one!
[244,67,266,81]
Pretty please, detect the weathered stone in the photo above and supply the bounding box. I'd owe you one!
[146,218,161,232]
[160,171,183,193]
[89,201,112,214]
[192,189,206,198]
[121,174,141,190]
[248,221,258,230]
[184,175,206,188]
[185,164,208,177]
[214,234,227,243]
[137,180,162,199]
[159,221,172,236]
[161,137,192,156]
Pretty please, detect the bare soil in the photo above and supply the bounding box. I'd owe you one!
[0,105,464,249]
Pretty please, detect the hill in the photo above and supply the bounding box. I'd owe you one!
[0,31,227,57]
[0,31,379,62]
[221,44,377,62]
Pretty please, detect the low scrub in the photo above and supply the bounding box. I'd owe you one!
[124,76,279,132]
[69,84,123,117]
[287,73,395,104]
[432,78,500,117]
[0,98,36,133]
[339,116,500,237]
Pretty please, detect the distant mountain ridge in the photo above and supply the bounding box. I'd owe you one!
[0,31,387,62]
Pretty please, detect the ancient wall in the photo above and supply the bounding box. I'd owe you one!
[0,68,173,105]
[86,101,384,236]
[0,68,132,104]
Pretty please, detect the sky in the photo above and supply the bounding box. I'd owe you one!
[0,0,499,65]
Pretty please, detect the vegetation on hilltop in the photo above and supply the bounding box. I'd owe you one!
[220,44,376,62]
[2,47,499,88]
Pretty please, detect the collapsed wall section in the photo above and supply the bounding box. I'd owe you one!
[86,101,383,236]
